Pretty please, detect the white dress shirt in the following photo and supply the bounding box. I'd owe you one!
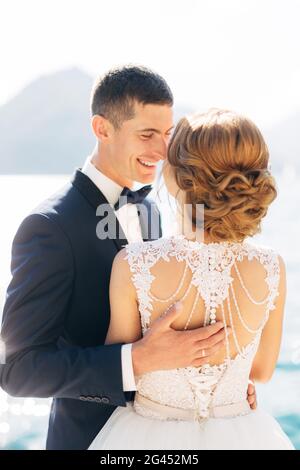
[82,155,142,392]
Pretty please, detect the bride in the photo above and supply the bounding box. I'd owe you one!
[89,109,294,450]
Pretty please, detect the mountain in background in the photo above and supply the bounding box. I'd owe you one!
[0,68,94,174]
[0,68,299,174]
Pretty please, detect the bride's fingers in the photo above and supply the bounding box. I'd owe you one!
[247,383,257,409]
[247,382,255,396]
[247,395,256,406]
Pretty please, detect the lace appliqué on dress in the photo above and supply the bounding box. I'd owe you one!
[125,236,280,422]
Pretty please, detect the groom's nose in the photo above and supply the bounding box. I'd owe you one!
[155,136,169,160]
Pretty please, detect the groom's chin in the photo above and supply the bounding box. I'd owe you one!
[136,173,157,185]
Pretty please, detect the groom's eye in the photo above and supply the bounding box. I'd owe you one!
[140,134,153,140]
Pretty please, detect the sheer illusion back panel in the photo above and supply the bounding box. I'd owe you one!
[125,236,280,368]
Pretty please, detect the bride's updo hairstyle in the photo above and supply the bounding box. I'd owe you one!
[167,109,277,243]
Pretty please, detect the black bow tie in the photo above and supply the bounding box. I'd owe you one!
[114,185,152,211]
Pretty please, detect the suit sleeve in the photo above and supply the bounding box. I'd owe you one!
[0,213,127,407]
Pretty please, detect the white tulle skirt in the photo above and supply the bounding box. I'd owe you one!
[88,402,294,450]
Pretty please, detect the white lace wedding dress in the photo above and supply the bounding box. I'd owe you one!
[89,236,294,450]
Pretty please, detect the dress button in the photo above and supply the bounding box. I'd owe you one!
[94,397,102,403]
[86,396,94,402]
[101,397,110,404]
[79,396,86,401]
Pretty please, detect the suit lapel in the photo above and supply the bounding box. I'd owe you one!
[71,169,128,251]
[71,168,162,247]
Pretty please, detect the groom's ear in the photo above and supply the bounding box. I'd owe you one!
[91,115,112,142]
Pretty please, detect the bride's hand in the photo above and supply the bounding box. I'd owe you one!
[247,380,257,410]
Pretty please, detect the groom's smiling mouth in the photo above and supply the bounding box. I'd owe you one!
[137,158,157,170]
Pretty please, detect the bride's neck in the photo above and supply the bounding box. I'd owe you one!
[182,229,215,244]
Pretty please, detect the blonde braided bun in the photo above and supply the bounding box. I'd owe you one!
[167,109,277,242]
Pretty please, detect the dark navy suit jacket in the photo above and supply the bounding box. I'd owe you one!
[0,169,162,449]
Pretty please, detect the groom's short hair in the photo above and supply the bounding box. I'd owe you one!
[90,65,173,129]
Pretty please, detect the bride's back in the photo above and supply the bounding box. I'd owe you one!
[126,235,280,368]
[125,235,281,419]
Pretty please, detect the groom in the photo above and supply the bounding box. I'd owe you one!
[0,65,257,450]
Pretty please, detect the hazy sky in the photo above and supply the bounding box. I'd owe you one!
[1,0,300,126]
